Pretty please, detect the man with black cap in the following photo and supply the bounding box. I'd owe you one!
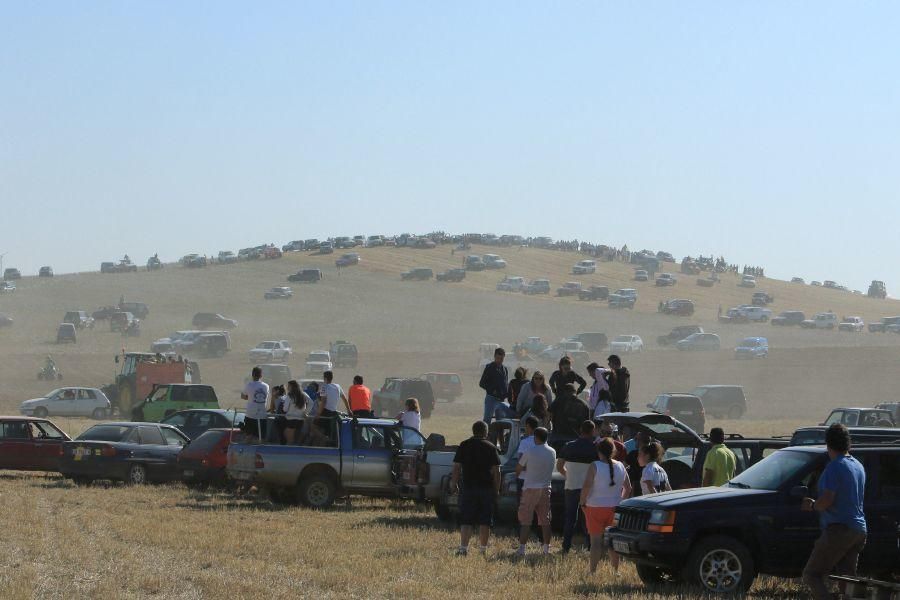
[606,354,630,413]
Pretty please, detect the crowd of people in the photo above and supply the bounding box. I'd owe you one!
[240,367,422,444]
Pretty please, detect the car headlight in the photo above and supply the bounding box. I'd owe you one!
[647,510,676,533]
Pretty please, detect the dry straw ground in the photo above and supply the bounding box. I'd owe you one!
[1,244,897,598]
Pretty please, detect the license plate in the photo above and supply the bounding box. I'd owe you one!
[73,446,89,461]
[612,540,632,554]
[183,470,194,478]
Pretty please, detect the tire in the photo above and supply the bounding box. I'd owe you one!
[72,476,93,486]
[728,405,744,419]
[127,464,148,485]
[297,474,337,508]
[34,407,48,418]
[91,408,107,420]
[682,535,756,594]
[636,564,681,586]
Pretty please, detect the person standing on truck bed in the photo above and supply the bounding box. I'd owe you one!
[801,423,868,600]
[479,347,508,425]
[317,371,351,420]
[606,355,630,413]
[515,427,556,556]
[242,366,270,440]
[397,398,421,431]
[348,375,373,418]
[549,356,587,397]
[702,427,736,487]
[283,380,311,445]
[451,420,501,556]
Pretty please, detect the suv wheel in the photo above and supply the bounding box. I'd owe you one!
[728,405,744,419]
[683,535,756,594]
[636,564,680,586]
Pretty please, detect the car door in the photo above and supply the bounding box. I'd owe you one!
[51,390,76,416]
[159,427,189,480]
[30,421,68,470]
[764,454,825,573]
[858,452,900,572]
[135,425,170,479]
[349,424,395,490]
[76,389,96,416]
[0,421,24,469]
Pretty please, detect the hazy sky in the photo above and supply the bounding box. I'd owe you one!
[2,3,899,291]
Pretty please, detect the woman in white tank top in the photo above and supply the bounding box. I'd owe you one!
[579,438,632,574]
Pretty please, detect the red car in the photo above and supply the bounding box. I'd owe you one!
[177,428,239,485]
[0,416,71,471]
[421,373,463,401]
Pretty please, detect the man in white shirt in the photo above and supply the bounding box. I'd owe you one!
[515,427,557,555]
[516,416,539,491]
[241,366,270,440]
[318,370,352,417]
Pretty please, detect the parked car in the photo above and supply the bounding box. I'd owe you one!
[567,332,608,351]
[719,307,750,324]
[421,373,463,401]
[578,285,609,301]
[741,306,772,322]
[838,316,865,332]
[38,266,53,277]
[436,268,467,282]
[689,385,747,419]
[109,312,137,332]
[800,312,837,329]
[675,333,721,352]
[287,268,323,283]
[335,253,360,267]
[366,235,384,247]
[192,313,238,329]
[738,274,757,288]
[522,279,551,295]
[0,416,71,471]
[282,240,305,252]
[161,409,245,440]
[824,280,838,288]
[822,407,896,428]
[373,378,436,418]
[130,384,220,422]
[60,422,189,485]
[19,387,111,419]
[734,336,768,358]
[791,277,805,284]
[0,281,16,293]
[464,255,485,271]
[605,445,900,593]
[92,306,118,320]
[608,289,637,309]
[655,273,676,286]
[305,351,334,376]
[249,340,292,363]
[482,254,506,269]
[771,310,805,326]
[789,425,900,446]
[751,291,774,306]
[609,335,643,354]
[3,268,22,280]
[318,241,334,255]
[400,268,434,281]
[56,323,77,344]
[177,427,242,485]
[244,364,292,388]
[869,316,900,332]
[658,325,703,347]
[264,286,293,299]
[572,260,596,275]
[660,299,695,316]
[633,269,649,282]
[647,393,705,433]
[329,341,358,368]
[147,256,164,270]
[874,402,900,424]
[63,310,94,329]
[556,282,583,297]
[496,276,525,291]
[118,302,150,319]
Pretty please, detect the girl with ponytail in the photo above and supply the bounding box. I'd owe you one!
[579,437,632,574]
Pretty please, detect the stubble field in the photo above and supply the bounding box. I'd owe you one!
[1,244,898,598]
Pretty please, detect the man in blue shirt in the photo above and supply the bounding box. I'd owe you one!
[801,423,867,600]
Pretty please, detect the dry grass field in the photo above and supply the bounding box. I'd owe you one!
[1,243,898,598]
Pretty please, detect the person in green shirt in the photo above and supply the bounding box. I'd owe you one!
[703,427,737,486]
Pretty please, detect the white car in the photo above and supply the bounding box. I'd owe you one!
[838,316,865,332]
[20,387,111,419]
[496,276,525,292]
[249,340,292,363]
[305,350,334,375]
[741,306,773,322]
[609,335,643,354]
[801,312,838,330]
[572,260,597,275]
[739,275,757,288]
[482,254,507,269]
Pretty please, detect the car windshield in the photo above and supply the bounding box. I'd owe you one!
[728,450,818,490]
[614,336,631,342]
[309,353,329,362]
[741,339,759,347]
[77,425,132,442]
[257,342,276,349]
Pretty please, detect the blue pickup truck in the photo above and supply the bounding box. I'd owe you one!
[605,445,900,594]
[226,416,454,508]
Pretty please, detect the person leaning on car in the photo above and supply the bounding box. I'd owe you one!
[801,423,867,600]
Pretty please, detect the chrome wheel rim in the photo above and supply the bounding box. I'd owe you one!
[699,548,742,592]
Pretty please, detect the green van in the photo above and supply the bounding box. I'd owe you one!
[130,384,220,422]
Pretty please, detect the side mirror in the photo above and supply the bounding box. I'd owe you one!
[789,485,809,498]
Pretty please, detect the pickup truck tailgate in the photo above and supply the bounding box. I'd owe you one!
[227,444,259,481]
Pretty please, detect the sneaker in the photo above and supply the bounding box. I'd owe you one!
[515,547,526,557]
[455,548,468,556]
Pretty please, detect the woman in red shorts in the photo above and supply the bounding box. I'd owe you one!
[579,437,632,574]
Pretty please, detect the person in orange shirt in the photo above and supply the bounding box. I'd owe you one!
[348,375,373,418]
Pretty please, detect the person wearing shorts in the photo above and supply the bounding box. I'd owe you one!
[451,421,501,556]
[515,427,556,556]
[580,437,632,574]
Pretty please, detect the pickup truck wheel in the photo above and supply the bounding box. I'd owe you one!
[298,475,336,508]
[683,535,756,594]
[636,564,680,585]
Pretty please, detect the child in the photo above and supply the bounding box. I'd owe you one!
[396,398,421,430]
[638,442,672,495]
